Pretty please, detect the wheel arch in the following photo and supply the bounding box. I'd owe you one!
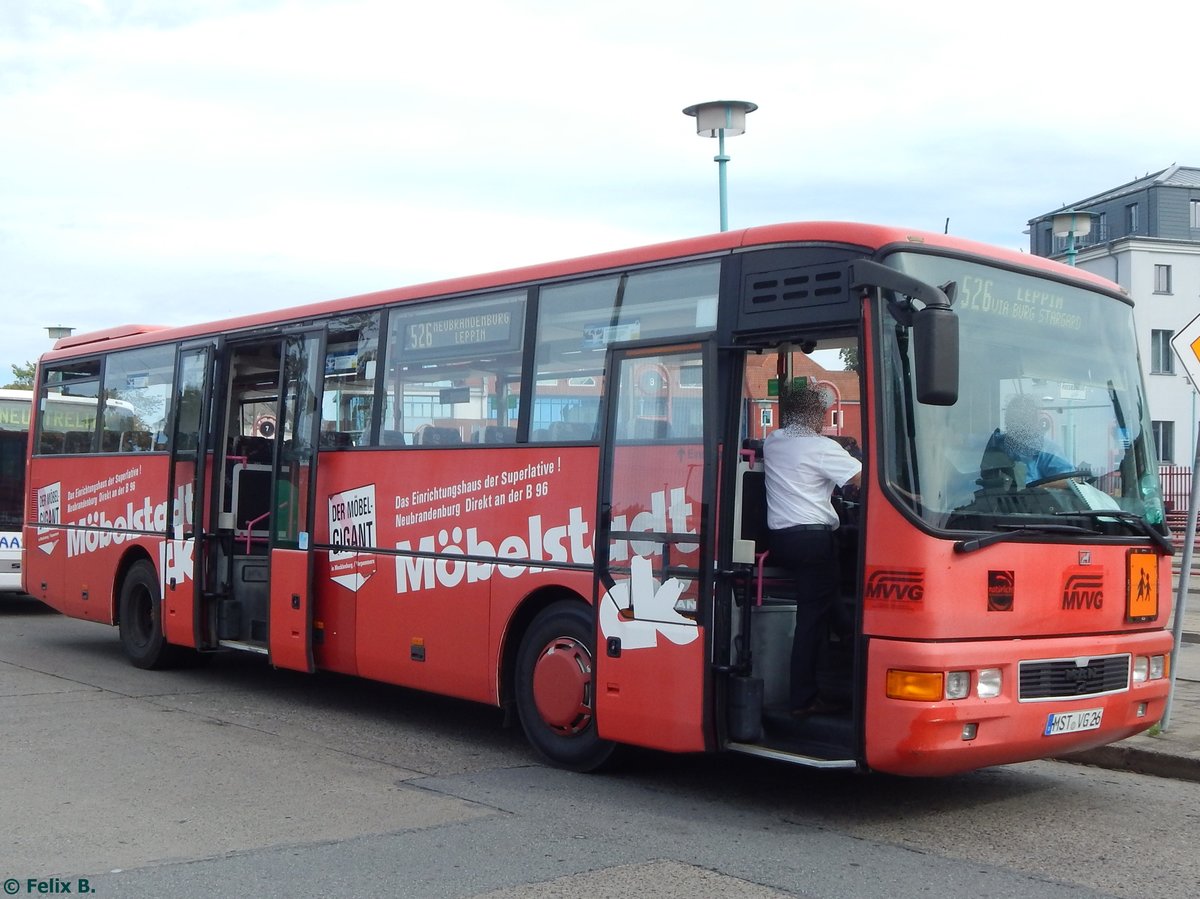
[498,584,591,712]
[110,544,158,625]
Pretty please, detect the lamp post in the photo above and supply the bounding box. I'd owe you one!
[683,100,757,232]
[46,326,74,340]
[1051,210,1096,266]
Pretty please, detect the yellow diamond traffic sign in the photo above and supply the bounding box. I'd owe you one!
[1171,313,1200,390]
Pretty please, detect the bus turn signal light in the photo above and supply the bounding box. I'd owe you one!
[886,669,944,702]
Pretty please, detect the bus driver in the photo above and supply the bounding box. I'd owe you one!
[979,394,1074,489]
[763,384,862,717]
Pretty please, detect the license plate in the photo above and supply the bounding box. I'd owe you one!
[1044,708,1103,736]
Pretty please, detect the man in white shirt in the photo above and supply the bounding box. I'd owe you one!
[763,383,862,716]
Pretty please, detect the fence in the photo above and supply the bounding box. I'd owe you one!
[1160,465,1192,514]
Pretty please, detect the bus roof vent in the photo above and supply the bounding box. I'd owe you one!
[737,253,856,332]
[746,266,845,308]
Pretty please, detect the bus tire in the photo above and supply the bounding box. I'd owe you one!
[118,559,180,670]
[515,600,615,772]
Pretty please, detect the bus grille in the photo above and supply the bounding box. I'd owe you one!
[1018,654,1130,701]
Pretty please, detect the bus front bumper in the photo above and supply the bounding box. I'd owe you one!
[864,630,1173,777]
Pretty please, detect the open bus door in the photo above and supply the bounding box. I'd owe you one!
[267,329,325,672]
[594,342,714,753]
[163,339,219,648]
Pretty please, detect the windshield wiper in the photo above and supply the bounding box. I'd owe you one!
[954,524,1095,554]
[1052,509,1175,555]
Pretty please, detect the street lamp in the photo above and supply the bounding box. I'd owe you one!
[1051,210,1096,266]
[683,100,757,232]
[46,326,74,340]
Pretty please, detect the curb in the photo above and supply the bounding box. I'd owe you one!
[1056,744,1200,784]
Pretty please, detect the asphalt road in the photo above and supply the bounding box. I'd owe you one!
[2,594,1197,899]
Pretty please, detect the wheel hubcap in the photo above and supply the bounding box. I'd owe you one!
[531,636,594,735]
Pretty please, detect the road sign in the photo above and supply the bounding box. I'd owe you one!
[1170,313,1200,390]
[1167,312,1200,731]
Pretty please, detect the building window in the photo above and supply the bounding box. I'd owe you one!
[1152,420,1174,463]
[1154,264,1173,294]
[1151,330,1175,374]
[1126,203,1139,234]
[1192,199,1200,229]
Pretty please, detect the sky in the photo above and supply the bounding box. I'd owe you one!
[2,0,1196,380]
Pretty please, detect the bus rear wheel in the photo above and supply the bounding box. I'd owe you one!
[515,601,615,772]
[118,559,182,670]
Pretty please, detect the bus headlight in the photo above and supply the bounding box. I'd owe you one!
[977,668,1002,699]
[1135,654,1167,682]
[945,671,970,700]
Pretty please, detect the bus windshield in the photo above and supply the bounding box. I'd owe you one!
[878,252,1164,533]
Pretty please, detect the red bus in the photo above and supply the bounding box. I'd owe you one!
[23,222,1173,775]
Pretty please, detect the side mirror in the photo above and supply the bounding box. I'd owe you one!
[913,302,959,405]
[851,260,959,406]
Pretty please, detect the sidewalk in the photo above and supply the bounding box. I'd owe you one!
[1056,567,1200,782]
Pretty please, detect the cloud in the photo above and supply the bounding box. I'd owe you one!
[0,0,1197,376]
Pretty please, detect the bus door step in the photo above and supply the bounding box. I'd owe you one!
[725,742,857,769]
[217,640,269,656]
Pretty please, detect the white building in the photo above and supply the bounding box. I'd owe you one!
[1028,165,1200,484]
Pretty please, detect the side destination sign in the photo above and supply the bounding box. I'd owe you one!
[401,298,524,360]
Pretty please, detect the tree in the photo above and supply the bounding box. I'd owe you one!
[838,346,860,372]
[3,362,34,390]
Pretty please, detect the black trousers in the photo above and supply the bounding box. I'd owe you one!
[769,527,840,708]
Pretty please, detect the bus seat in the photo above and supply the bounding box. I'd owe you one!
[741,469,768,546]
[320,430,354,449]
[381,429,407,446]
[235,435,273,463]
[547,421,592,441]
[64,431,95,454]
[482,425,516,444]
[120,431,152,452]
[734,463,795,605]
[231,463,273,551]
[39,431,64,454]
[417,426,461,445]
[632,418,670,440]
[738,466,772,557]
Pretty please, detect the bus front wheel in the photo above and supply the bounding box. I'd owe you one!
[515,601,615,772]
[118,560,181,670]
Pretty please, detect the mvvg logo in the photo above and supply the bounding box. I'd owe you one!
[864,568,924,604]
[1062,572,1104,610]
